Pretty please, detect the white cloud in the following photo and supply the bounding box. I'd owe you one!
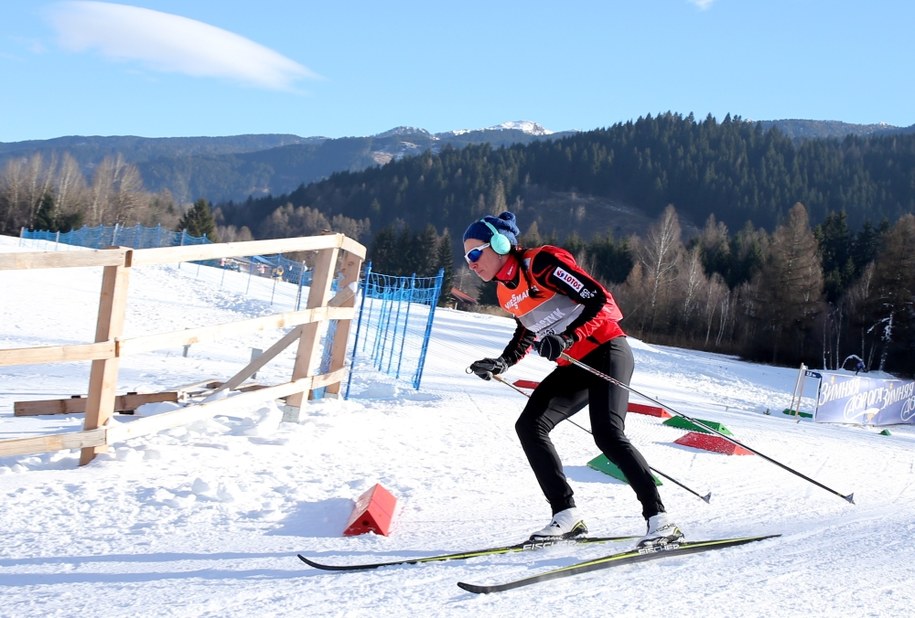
[688,0,716,10]
[46,1,320,91]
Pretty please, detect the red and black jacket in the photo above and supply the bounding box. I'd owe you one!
[495,245,625,367]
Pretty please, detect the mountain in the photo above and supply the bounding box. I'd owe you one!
[1,118,912,204]
[0,121,572,204]
[755,119,915,140]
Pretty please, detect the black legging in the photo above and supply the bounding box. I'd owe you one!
[514,336,665,520]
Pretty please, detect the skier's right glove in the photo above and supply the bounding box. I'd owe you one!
[468,357,508,381]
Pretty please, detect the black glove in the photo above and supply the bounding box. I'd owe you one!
[535,334,573,361]
[469,357,508,381]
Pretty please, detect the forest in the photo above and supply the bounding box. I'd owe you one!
[2,113,913,375]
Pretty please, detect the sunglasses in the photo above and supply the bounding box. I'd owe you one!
[464,243,490,264]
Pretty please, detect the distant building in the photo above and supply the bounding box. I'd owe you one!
[449,287,477,310]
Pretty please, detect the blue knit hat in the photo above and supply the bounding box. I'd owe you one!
[462,212,520,247]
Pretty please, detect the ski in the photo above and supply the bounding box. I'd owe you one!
[456,533,781,594]
[297,534,637,572]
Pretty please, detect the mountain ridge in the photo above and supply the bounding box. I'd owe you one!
[1,118,912,204]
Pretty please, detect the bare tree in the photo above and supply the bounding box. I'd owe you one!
[677,244,705,330]
[637,205,685,330]
[53,153,88,227]
[87,157,115,225]
[746,203,824,363]
[0,153,57,232]
[0,157,27,233]
[702,273,730,347]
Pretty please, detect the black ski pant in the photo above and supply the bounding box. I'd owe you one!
[514,336,665,521]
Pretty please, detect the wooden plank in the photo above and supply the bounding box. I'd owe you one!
[0,341,115,367]
[14,391,180,416]
[325,253,363,396]
[0,428,107,458]
[201,325,305,402]
[106,368,346,443]
[286,246,339,407]
[0,248,130,270]
[81,260,131,465]
[130,234,366,266]
[116,306,354,356]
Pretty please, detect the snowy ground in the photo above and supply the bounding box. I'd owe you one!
[2,235,914,617]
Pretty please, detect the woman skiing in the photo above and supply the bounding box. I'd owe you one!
[464,211,683,548]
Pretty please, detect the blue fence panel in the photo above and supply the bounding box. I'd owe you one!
[345,263,444,397]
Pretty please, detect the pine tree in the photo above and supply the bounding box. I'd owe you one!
[178,198,217,240]
[863,214,915,374]
[815,210,854,303]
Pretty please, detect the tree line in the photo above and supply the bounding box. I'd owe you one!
[365,204,914,377]
[3,113,913,375]
[0,152,182,235]
[217,112,915,253]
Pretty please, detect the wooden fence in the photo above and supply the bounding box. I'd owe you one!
[0,234,366,465]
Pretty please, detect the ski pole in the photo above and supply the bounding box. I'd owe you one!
[560,353,856,505]
[492,374,712,504]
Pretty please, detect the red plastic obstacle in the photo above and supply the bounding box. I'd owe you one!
[674,431,753,456]
[343,484,397,536]
[627,402,671,418]
[513,379,671,420]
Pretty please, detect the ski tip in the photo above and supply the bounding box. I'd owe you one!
[297,554,321,568]
[457,581,489,594]
[702,492,712,503]
[845,493,855,505]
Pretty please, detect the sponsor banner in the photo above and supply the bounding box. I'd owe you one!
[814,373,915,426]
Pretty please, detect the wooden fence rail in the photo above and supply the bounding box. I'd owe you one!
[0,234,365,465]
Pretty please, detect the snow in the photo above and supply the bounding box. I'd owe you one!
[2,234,914,617]
[449,120,553,137]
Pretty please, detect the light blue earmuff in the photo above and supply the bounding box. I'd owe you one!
[482,220,512,255]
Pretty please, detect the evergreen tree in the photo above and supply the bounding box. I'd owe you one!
[434,229,454,306]
[368,224,400,273]
[697,214,731,280]
[815,210,854,303]
[862,214,915,374]
[178,198,217,240]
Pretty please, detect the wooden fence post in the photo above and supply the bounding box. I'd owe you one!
[80,248,132,465]
[285,243,339,408]
[324,253,363,396]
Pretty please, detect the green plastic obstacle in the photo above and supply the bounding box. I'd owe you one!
[587,454,662,486]
[663,416,733,435]
[782,408,814,419]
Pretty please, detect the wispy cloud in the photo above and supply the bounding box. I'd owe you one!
[45,1,320,91]
[688,0,716,10]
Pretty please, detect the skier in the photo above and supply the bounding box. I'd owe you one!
[464,211,683,548]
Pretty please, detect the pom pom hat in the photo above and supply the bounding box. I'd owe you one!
[462,212,520,254]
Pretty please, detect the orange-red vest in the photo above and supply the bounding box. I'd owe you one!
[497,246,625,364]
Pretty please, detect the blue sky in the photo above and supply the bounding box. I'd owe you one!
[2,0,913,142]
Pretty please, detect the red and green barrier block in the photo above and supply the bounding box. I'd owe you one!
[587,454,663,486]
[663,416,733,436]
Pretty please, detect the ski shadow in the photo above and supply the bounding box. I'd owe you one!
[564,464,626,485]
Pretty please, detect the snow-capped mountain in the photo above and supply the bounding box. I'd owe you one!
[446,120,554,137]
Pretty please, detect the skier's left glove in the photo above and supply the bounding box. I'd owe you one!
[468,357,508,381]
[535,334,574,361]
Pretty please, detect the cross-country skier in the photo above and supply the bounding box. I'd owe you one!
[464,211,684,548]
